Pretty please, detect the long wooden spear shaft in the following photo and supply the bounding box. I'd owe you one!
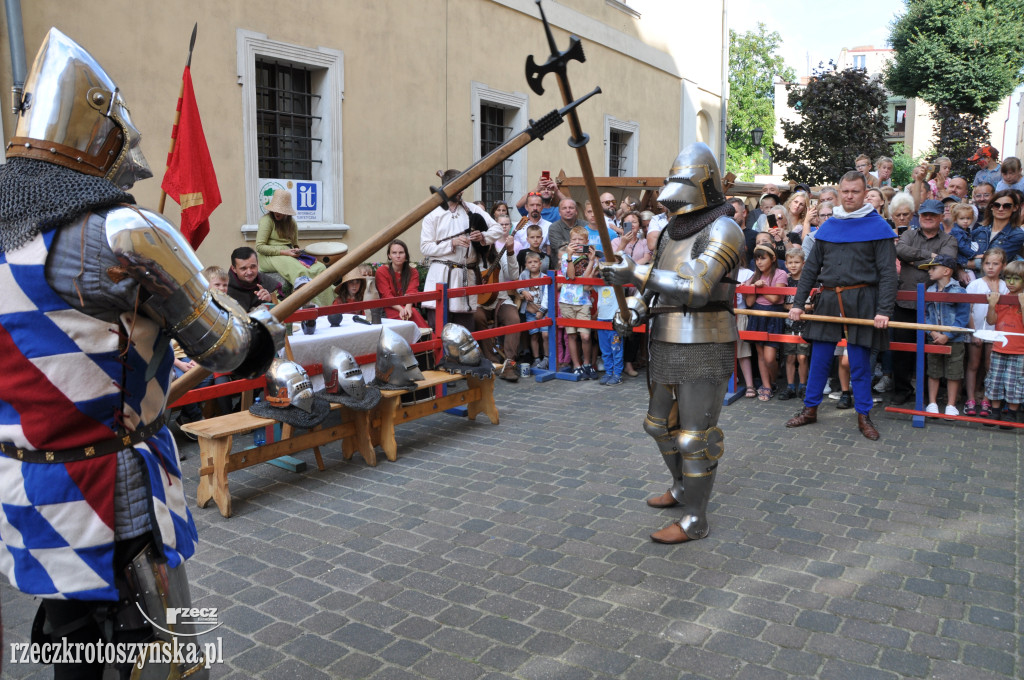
[736,308,972,335]
[525,0,630,323]
[157,23,197,214]
[167,89,600,403]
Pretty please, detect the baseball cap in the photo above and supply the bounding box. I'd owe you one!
[918,199,944,215]
[918,254,957,270]
[941,195,961,204]
[967,145,998,162]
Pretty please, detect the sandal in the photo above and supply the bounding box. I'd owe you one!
[963,400,977,416]
[745,386,757,398]
[757,386,772,402]
[979,399,992,418]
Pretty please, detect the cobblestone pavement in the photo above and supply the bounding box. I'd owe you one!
[2,372,1020,679]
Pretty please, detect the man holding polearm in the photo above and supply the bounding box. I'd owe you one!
[784,171,898,441]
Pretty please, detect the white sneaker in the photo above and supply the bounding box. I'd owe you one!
[828,391,841,400]
[823,383,832,395]
[944,404,959,416]
[925,403,939,414]
[873,375,893,393]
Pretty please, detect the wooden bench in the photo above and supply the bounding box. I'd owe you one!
[182,369,498,518]
[371,370,499,461]
[184,410,358,518]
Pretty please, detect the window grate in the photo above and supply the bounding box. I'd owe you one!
[256,61,315,179]
[609,129,629,177]
[480,104,513,208]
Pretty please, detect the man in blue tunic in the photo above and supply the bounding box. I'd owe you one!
[784,172,898,440]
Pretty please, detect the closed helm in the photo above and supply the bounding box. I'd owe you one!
[6,28,152,190]
[375,328,424,385]
[264,358,315,412]
[658,142,725,216]
[441,323,482,365]
[323,347,367,400]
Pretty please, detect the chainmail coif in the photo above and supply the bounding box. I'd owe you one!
[0,157,134,253]
[666,201,735,241]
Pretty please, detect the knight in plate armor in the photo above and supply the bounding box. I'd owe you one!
[0,29,282,678]
[600,143,744,544]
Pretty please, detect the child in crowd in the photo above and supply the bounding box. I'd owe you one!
[984,259,1024,428]
[173,266,230,439]
[204,265,229,294]
[519,251,550,368]
[744,244,789,400]
[947,203,977,281]
[595,284,623,385]
[921,256,970,416]
[559,226,598,379]
[965,248,1008,417]
[735,251,757,397]
[517,224,551,272]
[779,248,810,400]
[996,156,1024,193]
[333,269,372,316]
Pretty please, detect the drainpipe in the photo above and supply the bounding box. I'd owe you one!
[5,0,27,113]
[720,0,729,165]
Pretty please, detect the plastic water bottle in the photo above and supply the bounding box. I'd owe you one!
[253,399,266,446]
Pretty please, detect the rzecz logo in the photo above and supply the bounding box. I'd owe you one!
[137,605,222,637]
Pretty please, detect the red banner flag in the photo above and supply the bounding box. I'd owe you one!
[161,66,221,250]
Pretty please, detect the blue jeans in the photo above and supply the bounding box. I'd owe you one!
[597,328,623,377]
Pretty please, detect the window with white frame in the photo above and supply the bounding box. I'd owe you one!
[237,30,346,238]
[853,54,866,70]
[471,83,528,209]
[605,116,639,177]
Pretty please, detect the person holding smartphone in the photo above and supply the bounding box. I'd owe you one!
[611,211,651,265]
[514,170,566,222]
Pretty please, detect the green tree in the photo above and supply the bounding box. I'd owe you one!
[884,0,1024,118]
[931,105,990,177]
[726,24,795,181]
[772,65,891,185]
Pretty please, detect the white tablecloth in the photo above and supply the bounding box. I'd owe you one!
[287,314,419,386]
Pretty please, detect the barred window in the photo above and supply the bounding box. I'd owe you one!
[609,129,630,177]
[255,61,320,180]
[479,103,513,208]
[605,116,639,177]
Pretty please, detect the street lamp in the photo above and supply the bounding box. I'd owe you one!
[751,127,764,147]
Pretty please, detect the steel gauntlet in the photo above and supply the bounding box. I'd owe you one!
[106,206,284,377]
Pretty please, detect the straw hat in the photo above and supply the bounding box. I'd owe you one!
[266,189,296,216]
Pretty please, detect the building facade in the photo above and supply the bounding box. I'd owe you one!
[0,0,727,265]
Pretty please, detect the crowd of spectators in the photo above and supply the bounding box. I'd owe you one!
[187,149,1024,425]
[732,147,1024,426]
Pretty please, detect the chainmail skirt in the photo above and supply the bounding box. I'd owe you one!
[648,340,734,384]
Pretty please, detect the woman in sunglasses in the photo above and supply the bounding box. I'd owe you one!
[971,190,1023,269]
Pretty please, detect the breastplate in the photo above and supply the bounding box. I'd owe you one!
[649,225,738,344]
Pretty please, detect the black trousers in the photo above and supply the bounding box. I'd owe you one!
[39,536,152,680]
[891,305,919,396]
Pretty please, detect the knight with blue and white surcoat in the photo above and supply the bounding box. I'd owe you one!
[0,29,282,678]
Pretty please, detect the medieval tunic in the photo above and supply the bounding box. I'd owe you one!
[793,212,898,351]
[255,213,334,307]
[420,202,503,313]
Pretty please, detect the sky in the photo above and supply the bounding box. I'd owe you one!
[728,0,904,79]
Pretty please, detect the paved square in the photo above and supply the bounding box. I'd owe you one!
[2,374,1020,679]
